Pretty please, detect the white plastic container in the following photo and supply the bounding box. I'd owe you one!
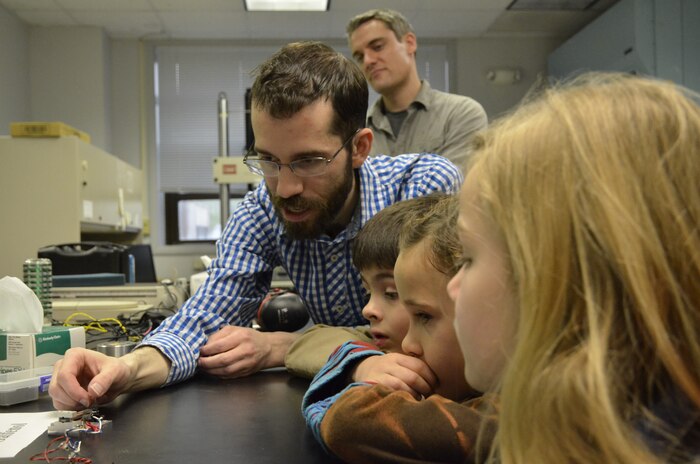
[0,366,53,406]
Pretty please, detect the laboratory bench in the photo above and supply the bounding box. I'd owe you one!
[1,368,341,463]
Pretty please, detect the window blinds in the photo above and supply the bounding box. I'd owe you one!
[155,43,449,193]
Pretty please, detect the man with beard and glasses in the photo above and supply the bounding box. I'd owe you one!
[49,41,462,410]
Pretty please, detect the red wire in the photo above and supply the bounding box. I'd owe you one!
[29,436,66,461]
[29,435,94,463]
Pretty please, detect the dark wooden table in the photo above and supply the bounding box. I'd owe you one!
[1,368,342,463]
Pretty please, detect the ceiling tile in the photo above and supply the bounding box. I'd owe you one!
[329,0,424,13]
[14,9,77,25]
[158,11,251,39]
[57,0,153,10]
[150,0,244,11]
[0,0,57,11]
[413,0,511,10]
[508,0,595,10]
[410,9,505,37]
[246,12,332,39]
[70,10,163,37]
[0,0,621,40]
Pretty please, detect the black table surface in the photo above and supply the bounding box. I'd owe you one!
[1,368,342,463]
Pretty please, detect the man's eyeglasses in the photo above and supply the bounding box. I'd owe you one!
[243,129,360,178]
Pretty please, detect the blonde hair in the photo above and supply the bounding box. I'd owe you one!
[352,193,448,271]
[467,73,700,463]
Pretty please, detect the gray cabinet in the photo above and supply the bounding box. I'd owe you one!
[548,0,699,93]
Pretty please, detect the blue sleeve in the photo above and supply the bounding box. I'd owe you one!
[398,153,463,200]
[140,187,280,385]
[302,341,383,448]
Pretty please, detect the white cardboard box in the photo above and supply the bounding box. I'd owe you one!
[0,326,85,373]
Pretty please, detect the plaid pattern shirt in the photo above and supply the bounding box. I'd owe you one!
[142,153,462,385]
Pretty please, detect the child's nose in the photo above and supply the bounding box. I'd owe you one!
[361,297,383,322]
[401,330,422,358]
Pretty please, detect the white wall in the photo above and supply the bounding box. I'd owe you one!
[456,37,560,120]
[110,40,142,169]
[0,5,29,134]
[29,27,112,152]
[0,14,141,166]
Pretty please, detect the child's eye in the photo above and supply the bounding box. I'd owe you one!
[414,312,432,324]
[383,290,399,301]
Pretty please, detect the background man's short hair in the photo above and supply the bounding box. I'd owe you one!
[346,8,414,41]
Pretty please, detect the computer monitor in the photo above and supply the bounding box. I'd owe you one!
[126,244,158,283]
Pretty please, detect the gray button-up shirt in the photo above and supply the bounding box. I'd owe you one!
[368,80,488,169]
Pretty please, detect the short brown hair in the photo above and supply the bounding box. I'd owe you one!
[346,9,414,41]
[352,193,449,272]
[251,41,367,141]
[398,194,460,277]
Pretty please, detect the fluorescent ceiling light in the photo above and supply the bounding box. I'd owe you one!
[244,0,329,11]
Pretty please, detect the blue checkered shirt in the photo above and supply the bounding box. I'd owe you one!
[141,153,462,384]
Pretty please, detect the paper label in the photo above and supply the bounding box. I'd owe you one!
[34,332,70,357]
[83,199,93,219]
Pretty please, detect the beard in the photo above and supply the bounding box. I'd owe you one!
[268,156,355,240]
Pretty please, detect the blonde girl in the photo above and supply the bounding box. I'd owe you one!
[449,73,700,463]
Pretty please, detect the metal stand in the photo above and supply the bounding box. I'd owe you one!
[218,92,230,231]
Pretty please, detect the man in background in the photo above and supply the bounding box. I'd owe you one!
[347,8,488,168]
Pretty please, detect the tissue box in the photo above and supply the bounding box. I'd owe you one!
[0,326,85,373]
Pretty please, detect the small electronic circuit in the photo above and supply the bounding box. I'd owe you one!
[47,408,111,437]
[30,409,110,463]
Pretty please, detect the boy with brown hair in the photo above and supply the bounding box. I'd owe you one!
[285,194,446,383]
[303,194,496,463]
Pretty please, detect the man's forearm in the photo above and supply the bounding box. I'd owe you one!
[121,346,172,392]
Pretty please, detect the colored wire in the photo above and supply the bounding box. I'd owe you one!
[30,411,105,463]
[28,436,93,463]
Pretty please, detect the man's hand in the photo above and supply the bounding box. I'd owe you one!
[49,346,170,410]
[198,326,299,379]
[352,353,437,399]
[49,348,134,410]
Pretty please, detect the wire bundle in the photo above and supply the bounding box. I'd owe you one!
[60,308,175,349]
[30,410,106,463]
